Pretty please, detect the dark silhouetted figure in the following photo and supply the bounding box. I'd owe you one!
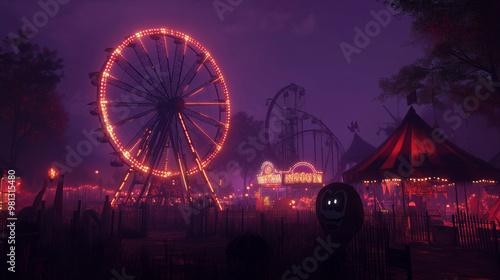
[315,182,364,279]
[226,232,271,280]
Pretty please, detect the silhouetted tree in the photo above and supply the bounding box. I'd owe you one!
[0,40,68,167]
[379,0,500,126]
[210,112,276,193]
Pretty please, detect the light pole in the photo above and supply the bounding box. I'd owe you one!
[95,170,102,201]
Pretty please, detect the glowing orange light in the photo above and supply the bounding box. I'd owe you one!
[48,168,58,181]
[95,170,99,174]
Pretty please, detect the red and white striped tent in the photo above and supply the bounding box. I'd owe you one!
[343,107,500,183]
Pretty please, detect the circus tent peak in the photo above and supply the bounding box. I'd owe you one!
[343,107,500,183]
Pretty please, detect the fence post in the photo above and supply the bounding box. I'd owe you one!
[225,208,229,239]
[392,204,396,242]
[406,244,412,280]
[241,208,245,232]
[189,207,194,237]
[425,211,431,244]
[452,214,456,247]
[281,216,285,257]
[77,200,81,220]
[110,209,115,236]
[491,221,500,264]
[204,208,208,237]
[118,210,122,236]
[215,207,218,236]
[70,210,77,237]
[141,203,148,236]
[261,212,265,235]
[281,217,285,240]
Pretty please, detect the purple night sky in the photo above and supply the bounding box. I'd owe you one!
[2,0,499,187]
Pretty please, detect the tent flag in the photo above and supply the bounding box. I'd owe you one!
[444,193,448,199]
[407,91,417,106]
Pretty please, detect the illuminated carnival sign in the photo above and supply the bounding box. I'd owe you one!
[283,162,323,185]
[257,161,282,185]
[257,161,323,186]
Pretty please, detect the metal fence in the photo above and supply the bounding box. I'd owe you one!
[372,209,431,244]
[452,212,500,261]
[347,224,392,280]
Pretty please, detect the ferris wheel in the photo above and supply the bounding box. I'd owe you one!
[264,84,345,182]
[89,28,230,210]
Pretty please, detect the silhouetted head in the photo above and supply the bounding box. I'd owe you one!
[226,232,271,280]
[316,182,364,244]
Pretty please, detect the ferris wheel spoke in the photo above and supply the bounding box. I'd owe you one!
[107,75,158,103]
[123,113,162,151]
[185,101,225,106]
[113,107,157,127]
[154,35,173,98]
[115,54,164,99]
[182,76,220,99]
[273,102,285,112]
[146,115,172,169]
[182,112,221,149]
[105,101,155,107]
[184,108,225,128]
[168,129,189,193]
[133,37,170,98]
[171,38,187,97]
[163,134,170,171]
[140,111,173,163]
[176,54,207,96]
[178,113,222,210]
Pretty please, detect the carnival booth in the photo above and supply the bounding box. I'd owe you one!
[256,161,324,210]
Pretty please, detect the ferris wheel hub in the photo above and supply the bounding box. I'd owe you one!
[156,97,185,112]
[172,97,185,111]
